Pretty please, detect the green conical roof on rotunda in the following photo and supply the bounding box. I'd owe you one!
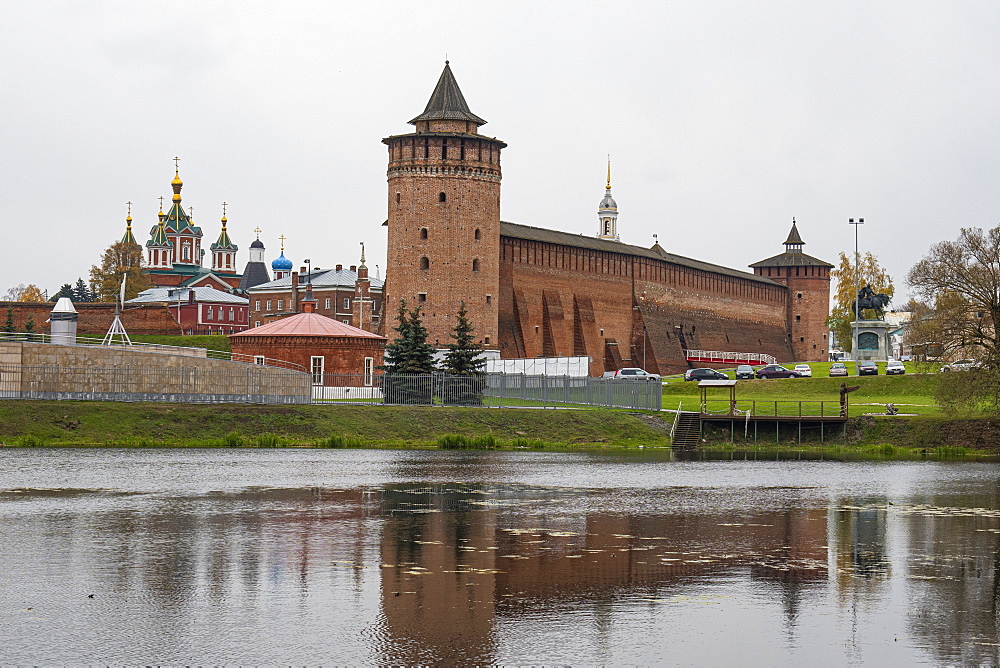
[210,215,237,250]
[147,219,171,248]
[409,61,487,126]
[121,213,138,246]
[160,169,202,236]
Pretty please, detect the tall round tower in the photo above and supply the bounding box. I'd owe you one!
[382,61,506,349]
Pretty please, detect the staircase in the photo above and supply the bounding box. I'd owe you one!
[670,411,701,449]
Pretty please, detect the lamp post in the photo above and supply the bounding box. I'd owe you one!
[849,218,864,374]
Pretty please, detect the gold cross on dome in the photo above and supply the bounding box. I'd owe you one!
[253,226,262,239]
[126,201,132,216]
[173,156,180,170]
[279,234,287,251]
[221,202,228,217]
[158,195,164,210]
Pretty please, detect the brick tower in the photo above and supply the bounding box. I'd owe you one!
[749,220,833,361]
[382,62,506,349]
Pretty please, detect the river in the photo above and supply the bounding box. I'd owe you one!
[1,448,998,665]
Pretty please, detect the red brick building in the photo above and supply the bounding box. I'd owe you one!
[247,248,382,331]
[1,301,181,336]
[229,300,386,385]
[126,286,250,335]
[382,63,832,375]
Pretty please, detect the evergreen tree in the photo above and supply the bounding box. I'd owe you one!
[381,300,436,404]
[72,278,93,303]
[2,306,14,333]
[51,284,74,302]
[441,301,486,405]
[23,315,35,334]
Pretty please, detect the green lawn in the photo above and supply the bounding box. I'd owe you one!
[663,370,941,417]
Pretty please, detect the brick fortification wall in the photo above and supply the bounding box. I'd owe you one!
[0,302,181,336]
[499,236,794,376]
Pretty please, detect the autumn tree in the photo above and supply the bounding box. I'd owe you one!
[827,251,895,352]
[17,284,46,302]
[89,241,152,302]
[908,226,1000,369]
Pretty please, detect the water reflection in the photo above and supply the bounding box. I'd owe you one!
[1,452,999,664]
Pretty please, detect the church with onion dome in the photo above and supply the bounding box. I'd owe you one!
[120,162,273,295]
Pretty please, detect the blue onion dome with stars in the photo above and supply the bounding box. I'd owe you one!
[271,251,293,271]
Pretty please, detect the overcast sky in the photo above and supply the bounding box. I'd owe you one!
[2,1,998,303]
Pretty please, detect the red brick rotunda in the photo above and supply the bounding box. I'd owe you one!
[229,299,386,391]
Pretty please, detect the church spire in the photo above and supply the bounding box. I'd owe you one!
[597,157,619,241]
[121,201,138,246]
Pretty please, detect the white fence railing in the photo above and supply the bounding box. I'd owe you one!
[684,350,777,365]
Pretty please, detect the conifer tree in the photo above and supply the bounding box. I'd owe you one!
[441,301,486,405]
[381,300,435,404]
[2,307,14,333]
[23,315,35,335]
[51,284,74,302]
[72,278,94,303]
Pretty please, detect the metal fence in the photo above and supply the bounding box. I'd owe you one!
[0,363,311,404]
[312,372,662,410]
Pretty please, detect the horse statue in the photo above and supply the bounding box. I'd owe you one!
[851,285,891,320]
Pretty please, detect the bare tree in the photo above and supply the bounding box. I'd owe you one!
[908,226,1000,367]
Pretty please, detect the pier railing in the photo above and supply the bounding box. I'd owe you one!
[700,399,846,419]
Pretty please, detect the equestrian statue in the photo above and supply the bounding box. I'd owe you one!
[851,285,891,320]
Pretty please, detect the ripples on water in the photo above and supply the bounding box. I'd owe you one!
[1,448,998,664]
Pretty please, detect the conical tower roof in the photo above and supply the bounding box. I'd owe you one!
[210,214,237,250]
[409,61,487,126]
[121,211,138,246]
[784,221,804,246]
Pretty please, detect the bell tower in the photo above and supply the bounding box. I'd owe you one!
[382,61,506,349]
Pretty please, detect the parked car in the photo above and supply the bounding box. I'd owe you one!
[793,364,812,377]
[885,360,906,375]
[940,359,980,372]
[829,362,848,377]
[859,360,878,375]
[684,368,729,382]
[602,368,661,381]
[755,364,801,379]
[735,364,755,380]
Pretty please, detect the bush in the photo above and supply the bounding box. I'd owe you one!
[223,431,245,447]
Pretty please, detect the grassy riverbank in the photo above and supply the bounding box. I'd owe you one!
[0,401,670,448]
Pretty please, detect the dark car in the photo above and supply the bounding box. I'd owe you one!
[735,364,755,380]
[755,364,801,379]
[859,360,878,375]
[684,368,729,382]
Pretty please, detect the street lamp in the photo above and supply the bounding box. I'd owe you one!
[849,218,865,373]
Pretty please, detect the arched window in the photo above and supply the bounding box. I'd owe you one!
[420,228,428,239]
[472,259,480,272]
[420,256,429,270]
[474,228,481,240]
[438,192,446,202]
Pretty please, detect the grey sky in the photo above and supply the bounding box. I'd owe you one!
[2,1,998,303]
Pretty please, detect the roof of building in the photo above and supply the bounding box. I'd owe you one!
[748,222,833,268]
[121,215,137,246]
[409,61,487,126]
[498,221,780,285]
[210,217,237,250]
[748,251,834,268]
[784,222,804,245]
[126,286,248,305]
[250,267,385,292]
[238,261,271,291]
[271,251,293,271]
[249,238,265,249]
[231,312,385,339]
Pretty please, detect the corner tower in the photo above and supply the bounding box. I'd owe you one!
[382,61,506,349]
[750,219,833,361]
